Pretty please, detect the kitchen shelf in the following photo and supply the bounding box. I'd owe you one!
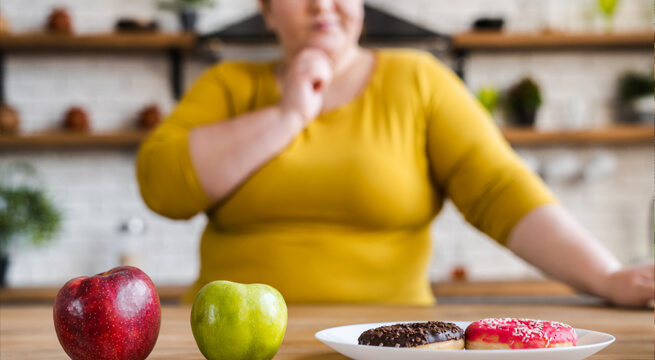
[502,125,654,146]
[450,31,653,79]
[1,125,650,150]
[452,31,653,51]
[0,32,196,101]
[0,32,196,51]
[0,129,150,149]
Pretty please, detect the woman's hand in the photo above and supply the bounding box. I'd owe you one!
[279,48,333,130]
[604,261,654,307]
[508,204,654,308]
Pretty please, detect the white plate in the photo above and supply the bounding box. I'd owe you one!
[315,321,615,360]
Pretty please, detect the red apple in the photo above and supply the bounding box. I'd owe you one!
[53,266,161,360]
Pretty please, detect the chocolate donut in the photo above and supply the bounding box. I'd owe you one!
[465,318,577,350]
[358,321,465,350]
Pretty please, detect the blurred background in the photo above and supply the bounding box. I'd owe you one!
[0,0,652,299]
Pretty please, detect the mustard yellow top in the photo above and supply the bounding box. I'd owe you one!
[137,49,556,305]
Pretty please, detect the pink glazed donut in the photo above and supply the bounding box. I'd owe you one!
[465,318,577,350]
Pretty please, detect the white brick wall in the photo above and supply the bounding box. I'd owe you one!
[1,0,652,287]
[466,50,653,130]
[366,0,653,34]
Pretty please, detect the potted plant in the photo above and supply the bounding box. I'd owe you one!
[158,0,215,33]
[0,163,62,287]
[617,71,654,123]
[506,77,543,127]
[597,0,620,33]
[477,86,501,114]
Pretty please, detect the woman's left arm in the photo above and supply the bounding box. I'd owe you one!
[508,203,654,307]
[417,51,653,308]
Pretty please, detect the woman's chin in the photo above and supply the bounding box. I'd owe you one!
[305,36,350,56]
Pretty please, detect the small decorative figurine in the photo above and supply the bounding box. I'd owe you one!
[0,13,11,34]
[0,103,20,135]
[137,104,162,130]
[47,8,74,34]
[63,107,90,133]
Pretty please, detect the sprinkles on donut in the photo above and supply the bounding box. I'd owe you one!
[465,318,578,350]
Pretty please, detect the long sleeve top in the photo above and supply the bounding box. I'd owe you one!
[137,49,556,305]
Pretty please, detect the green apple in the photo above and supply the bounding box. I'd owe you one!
[190,280,288,360]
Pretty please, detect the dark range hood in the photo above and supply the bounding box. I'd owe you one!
[199,4,450,46]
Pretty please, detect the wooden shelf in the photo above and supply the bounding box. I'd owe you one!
[0,33,193,99]
[0,130,149,149]
[1,126,650,150]
[0,32,196,51]
[452,31,653,51]
[502,125,654,146]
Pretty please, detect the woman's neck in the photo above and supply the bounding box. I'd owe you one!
[329,45,361,77]
[280,45,362,78]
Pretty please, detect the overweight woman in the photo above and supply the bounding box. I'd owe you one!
[137,0,653,306]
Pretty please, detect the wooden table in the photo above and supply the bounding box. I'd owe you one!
[1,304,651,359]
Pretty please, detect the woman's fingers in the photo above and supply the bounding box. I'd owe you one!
[294,49,333,92]
[633,262,654,301]
[280,48,334,123]
[608,262,654,307]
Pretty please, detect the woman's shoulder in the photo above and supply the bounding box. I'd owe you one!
[376,48,450,79]
[205,59,274,83]
[378,48,443,68]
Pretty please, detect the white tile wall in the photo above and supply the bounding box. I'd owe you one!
[0,0,652,287]
[466,50,653,130]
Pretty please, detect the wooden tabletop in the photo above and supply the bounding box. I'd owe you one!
[1,304,651,359]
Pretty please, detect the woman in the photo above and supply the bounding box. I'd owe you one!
[137,0,653,306]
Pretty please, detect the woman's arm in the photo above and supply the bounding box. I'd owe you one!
[138,49,332,218]
[188,106,301,201]
[508,203,654,307]
[189,49,332,201]
[416,53,652,307]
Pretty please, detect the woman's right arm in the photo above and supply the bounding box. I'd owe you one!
[190,49,332,202]
[188,106,303,202]
[137,49,332,219]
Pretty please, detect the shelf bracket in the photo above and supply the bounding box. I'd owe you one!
[168,48,183,100]
[0,50,5,104]
[453,49,468,82]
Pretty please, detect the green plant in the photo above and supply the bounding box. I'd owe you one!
[158,0,214,12]
[618,71,654,103]
[505,77,543,126]
[0,164,62,256]
[477,86,501,114]
[597,0,620,32]
[507,78,542,112]
[598,0,619,17]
